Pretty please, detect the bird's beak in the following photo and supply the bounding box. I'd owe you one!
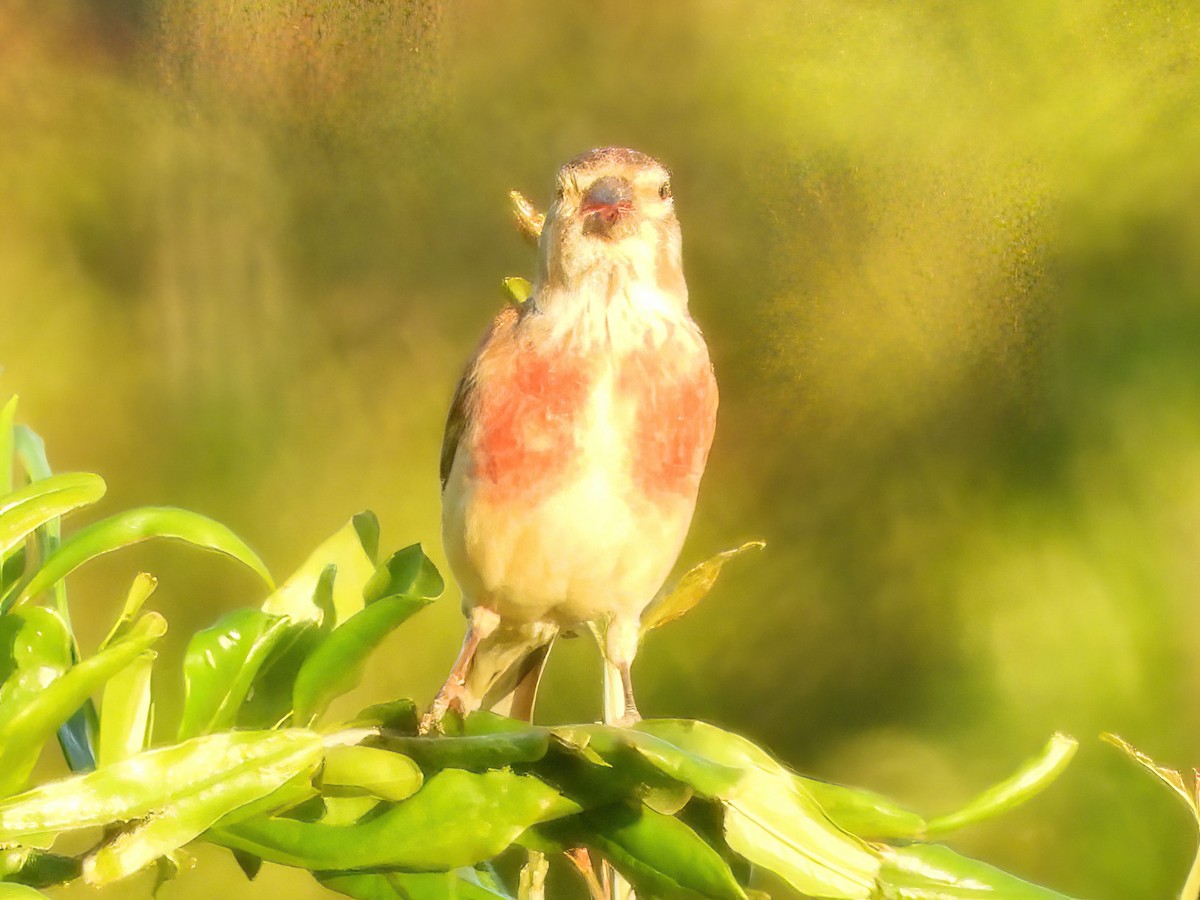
[580,175,634,238]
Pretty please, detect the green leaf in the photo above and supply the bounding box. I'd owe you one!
[320,745,423,802]
[177,608,293,740]
[0,884,51,898]
[98,651,154,767]
[641,542,765,634]
[633,720,879,898]
[502,277,533,306]
[236,620,323,730]
[363,544,445,603]
[924,734,1077,837]
[0,608,76,797]
[8,507,273,611]
[877,843,1078,898]
[292,594,436,724]
[0,610,163,794]
[262,513,377,626]
[796,779,927,841]
[10,426,66,619]
[211,768,581,872]
[321,870,513,900]
[0,396,16,496]
[543,804,747,900]
[82,732,323,885]
[0,729,321,842]
[99,572,158,651]
[371,726,552,771]
[0,844,80,888]
[0,473,107,561]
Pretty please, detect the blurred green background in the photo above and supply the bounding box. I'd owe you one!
[3,1,1200,897]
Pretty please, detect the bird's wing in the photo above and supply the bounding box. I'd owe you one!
[440,305,520,491]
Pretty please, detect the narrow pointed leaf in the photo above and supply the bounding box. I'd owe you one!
[293,594,436,724]
[0,613,166,797]
[641,542,765,634]
[10,508,272,610]
[11,426,66,617]
[211,769,580,871]
[99,573,158,651]
[262,513,376,626]
[322,871,513,900]
[1103,733,1199,821]
[0,845,80,888]
[177,609,292,740]
[98,652,155,767]
[375,718,551,770]
[925,734,1078,836]
[320,745,423,802]
[510,190,545,241]
[83,732,323,885]
[0,396,16,496]
[0,729,320,841]
[363,544,445,603]
[878,844,1077,898]
[795,779,927,841]
[0,473,106,561]
[543,804,747,900]
[502,277,533,306]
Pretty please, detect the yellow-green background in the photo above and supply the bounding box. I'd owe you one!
[3,1,1199,897]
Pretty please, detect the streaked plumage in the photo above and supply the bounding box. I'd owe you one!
[424,147,717,728]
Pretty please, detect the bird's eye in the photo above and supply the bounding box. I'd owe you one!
[659,180,672,200]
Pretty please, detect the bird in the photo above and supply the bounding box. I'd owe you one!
[423,147,718,731]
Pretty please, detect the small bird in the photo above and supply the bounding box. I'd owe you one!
[424,147,717,730]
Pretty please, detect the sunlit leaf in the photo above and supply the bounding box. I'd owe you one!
[292,594,436,724]
[83,732,323,885]
[0,612,162,795]
[0,473,106,563]
[0,883,50,898]
[372,725,552,771]
[925,733,1078,836]
[0,396,16,496]
[633,720,878,897]
[641,542,765,634]
[363,544,444,604]
[11,425,66,618]
[177,608,293,740]
[321,870,513,900]
[877,843,1077,898]
[211,769,581,872]
[0,729,321,842]
[320,745,423,802]
[502,277,533,306]
[0,844,79,888]
[540,804,747,900]
[262,513,376,626]
[99,572,158,651]
[510,190,545,242]
[9,508,273,610]
[0,608,80,797]
[98,651,154,767]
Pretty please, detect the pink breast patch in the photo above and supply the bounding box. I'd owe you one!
[474,346,591,500]
[622,349,718,497]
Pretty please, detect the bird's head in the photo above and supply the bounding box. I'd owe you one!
[535,147,685,300]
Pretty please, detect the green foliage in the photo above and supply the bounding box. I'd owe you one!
[0,400,1116,898]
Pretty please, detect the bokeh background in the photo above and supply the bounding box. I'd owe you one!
[4,1,1200,897]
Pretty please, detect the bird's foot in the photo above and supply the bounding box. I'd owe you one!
[419,679,469,735]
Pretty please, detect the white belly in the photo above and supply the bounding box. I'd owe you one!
[442,367,697,626]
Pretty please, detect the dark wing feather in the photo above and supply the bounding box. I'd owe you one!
[439,369,474,490]
[440,305,521,491]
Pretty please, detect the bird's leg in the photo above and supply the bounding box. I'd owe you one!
[420,605,500,733]
[602,616,642,727]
